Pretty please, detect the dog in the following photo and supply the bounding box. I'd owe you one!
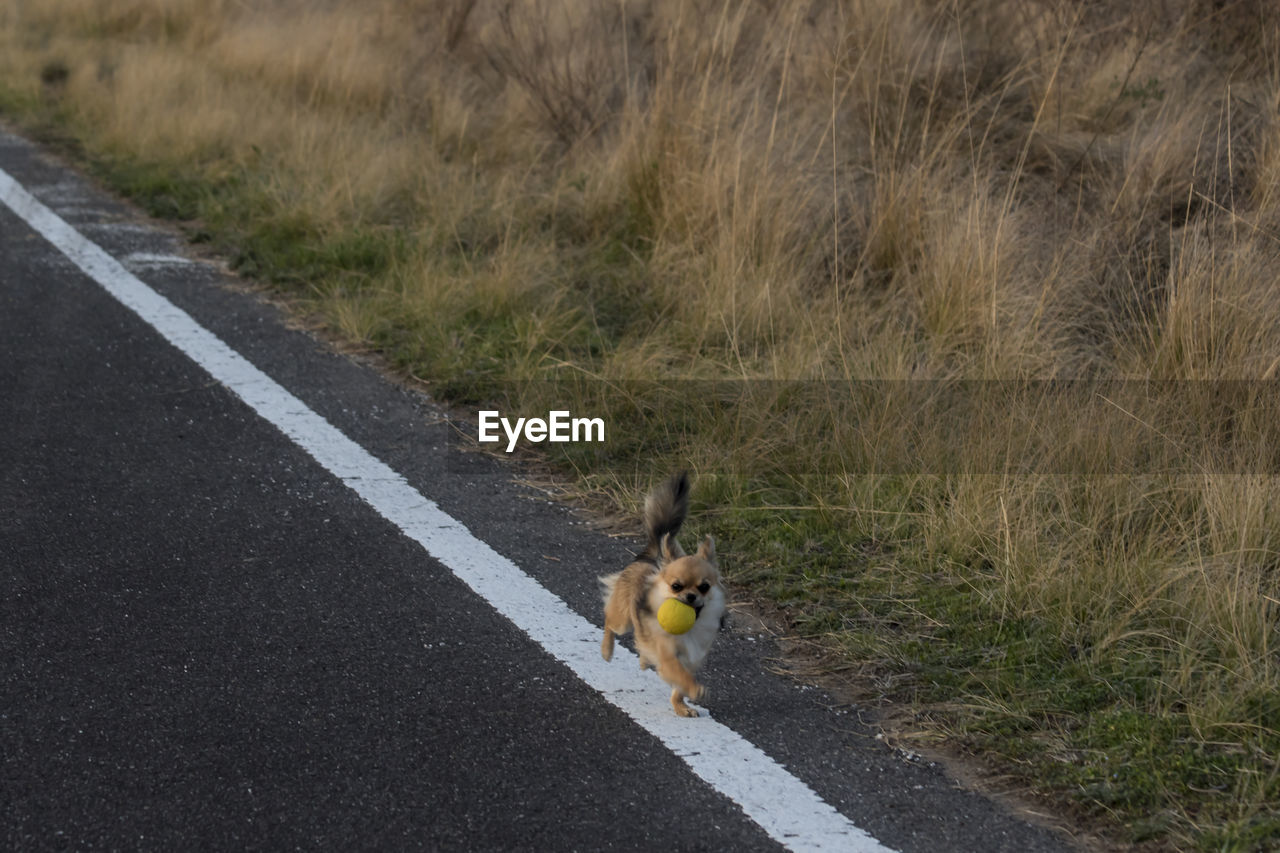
[599,472,726,717]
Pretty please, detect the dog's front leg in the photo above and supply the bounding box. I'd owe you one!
[657,658,706,717]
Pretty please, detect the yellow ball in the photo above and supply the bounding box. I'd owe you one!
[657,598,697,635]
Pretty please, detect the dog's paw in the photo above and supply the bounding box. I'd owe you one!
[689,683,709,703]
[674,703,701,718]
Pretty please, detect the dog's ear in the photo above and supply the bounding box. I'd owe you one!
[697,534,715,562]
[659,532,685,562]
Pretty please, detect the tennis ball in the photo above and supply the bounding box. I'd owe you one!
[657,598,697,635]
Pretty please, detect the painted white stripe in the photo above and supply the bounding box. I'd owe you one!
[0,165,894,853]
[123,251,196,269]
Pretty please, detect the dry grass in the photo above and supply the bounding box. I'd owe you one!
[3,0,1280,846]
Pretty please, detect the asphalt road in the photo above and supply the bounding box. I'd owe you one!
[0,126,1080,852]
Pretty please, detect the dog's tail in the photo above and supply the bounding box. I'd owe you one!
[639,471,690,562]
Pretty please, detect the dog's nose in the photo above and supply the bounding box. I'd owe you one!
[684,592,697,604]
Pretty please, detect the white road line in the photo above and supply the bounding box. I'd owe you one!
[0,164,895,853]
[122,251,196,269]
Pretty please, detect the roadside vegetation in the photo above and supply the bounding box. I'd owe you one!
[2,0,1278,846]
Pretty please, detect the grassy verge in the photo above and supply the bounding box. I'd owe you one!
[3,1,1279,847]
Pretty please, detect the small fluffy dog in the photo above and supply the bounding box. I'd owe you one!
[600,472,726,717]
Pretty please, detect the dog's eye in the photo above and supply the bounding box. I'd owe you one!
[670,581,684,592]
[697,582,710,594]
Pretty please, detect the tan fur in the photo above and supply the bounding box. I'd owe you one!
[600,473,727,717]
